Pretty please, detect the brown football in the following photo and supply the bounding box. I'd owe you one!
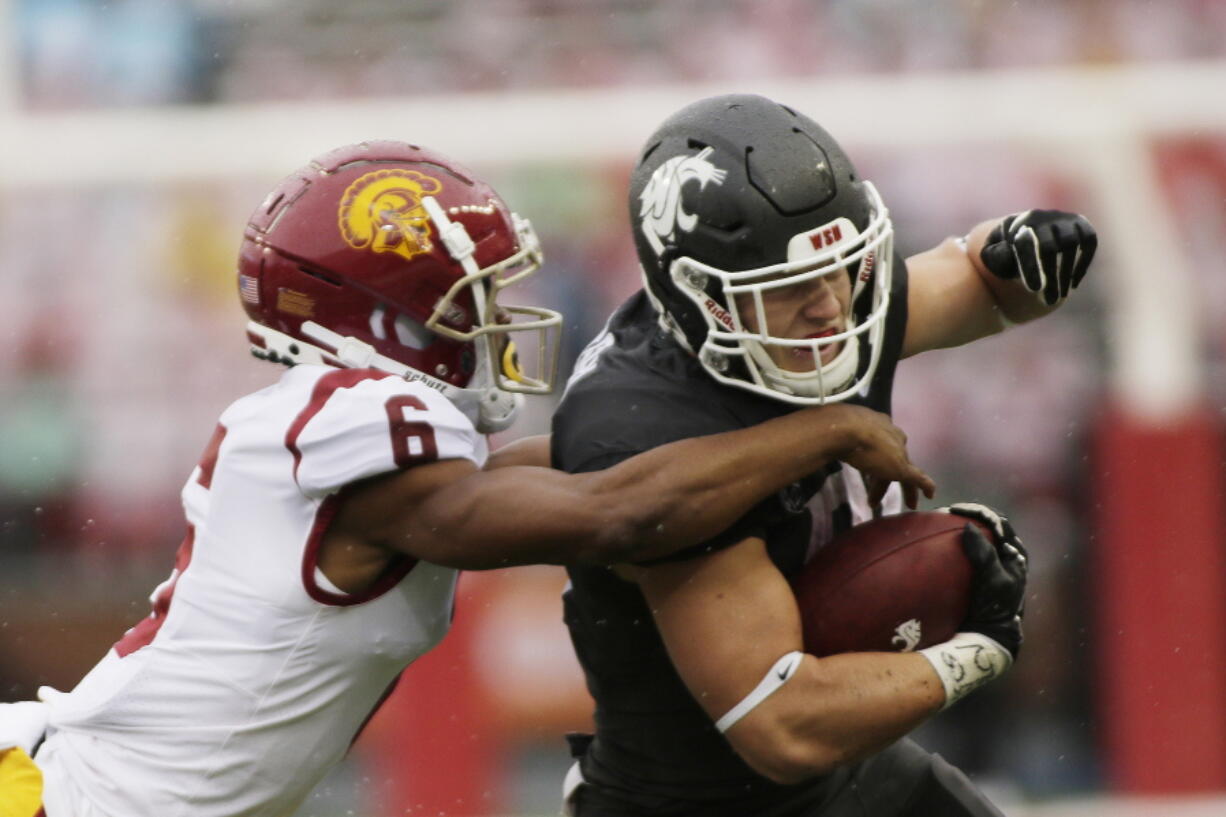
[791,511,980,657]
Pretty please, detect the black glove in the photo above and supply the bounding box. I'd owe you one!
[980,210,1097,306]
[941,502,1028,660]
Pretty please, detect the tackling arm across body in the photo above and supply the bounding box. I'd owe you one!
[327,402,935,575]
[483,434,551,469]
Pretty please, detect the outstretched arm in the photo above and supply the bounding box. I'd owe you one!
[902,211,1097,358]
[331,403,934,570]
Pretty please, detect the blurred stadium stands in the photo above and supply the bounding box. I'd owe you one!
[2,1,1226,815]
[12,0,1226,108]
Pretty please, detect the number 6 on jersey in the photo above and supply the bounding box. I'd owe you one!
[385,395,439,467]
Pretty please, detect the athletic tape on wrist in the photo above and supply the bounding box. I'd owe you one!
[918,632,1012,709]
[715,651,804,733]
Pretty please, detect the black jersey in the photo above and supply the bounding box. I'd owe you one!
[551,261,909,816]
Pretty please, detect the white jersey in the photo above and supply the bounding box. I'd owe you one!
[36,364,487,817]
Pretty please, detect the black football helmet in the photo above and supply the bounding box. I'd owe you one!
[630,93,894,404]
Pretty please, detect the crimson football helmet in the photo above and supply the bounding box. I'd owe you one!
[630,94,894,405]
[238,140,561,431]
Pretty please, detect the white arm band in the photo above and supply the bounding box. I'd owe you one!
[918,632,1012,710]
[715,651,803,733]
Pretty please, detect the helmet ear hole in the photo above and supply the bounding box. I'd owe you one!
[296,266,342,288]
[393,313,434,350]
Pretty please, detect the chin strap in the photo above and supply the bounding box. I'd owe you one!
[753,327,861,400]
[247,321,521,434]
[465,332,524,432]
[740,314,860,402]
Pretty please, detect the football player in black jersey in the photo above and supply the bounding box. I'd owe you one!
[552,94,1096,816]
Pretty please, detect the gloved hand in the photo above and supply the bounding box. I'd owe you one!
[980,210,1097,306]
[941,502,1028,660]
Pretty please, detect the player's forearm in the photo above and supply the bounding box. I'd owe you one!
[585,406,863,561]
[414,409,856,567]
[791,652,946,760]
[395,465,635,569]
[404,406,909,567]
[484,434,551,470]
[730,652,944,784]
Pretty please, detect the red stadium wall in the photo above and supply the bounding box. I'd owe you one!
[1094,405,1226,791]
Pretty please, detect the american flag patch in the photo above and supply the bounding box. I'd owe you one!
[238,274,260,304]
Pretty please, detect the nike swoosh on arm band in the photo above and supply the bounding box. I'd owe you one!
[715,651,804,733]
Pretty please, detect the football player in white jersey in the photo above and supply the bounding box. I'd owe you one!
[0,140,936,817]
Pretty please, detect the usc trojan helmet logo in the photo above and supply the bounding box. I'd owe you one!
[338,169,444,261]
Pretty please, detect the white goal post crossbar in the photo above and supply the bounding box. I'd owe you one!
[0,62,1223,183]
[3,61,1224,418]
[0,61,1222,183]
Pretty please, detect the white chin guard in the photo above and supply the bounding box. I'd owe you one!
[748,317,862,399]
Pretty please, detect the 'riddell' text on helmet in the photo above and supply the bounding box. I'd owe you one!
[630,94,894,405]
[238,140,562,432]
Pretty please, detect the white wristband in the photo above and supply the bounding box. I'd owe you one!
[918,632,1013,709]
[715,651,803,733]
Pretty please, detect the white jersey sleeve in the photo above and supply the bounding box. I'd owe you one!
[289,369,484,499]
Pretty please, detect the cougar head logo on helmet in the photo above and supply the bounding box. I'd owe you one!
[639,146,727,256]
[238,140,562,432]
[629,94,895,405]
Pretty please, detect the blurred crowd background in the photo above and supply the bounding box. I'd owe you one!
[14,0,1226,107]
[2,1,1226,816]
